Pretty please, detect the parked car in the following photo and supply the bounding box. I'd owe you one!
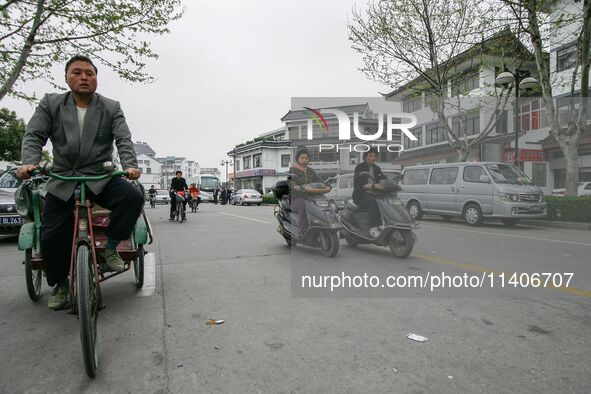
[551,182,591,197]
[325,170,401,209]
[398,162,547,226]
[231,189,262,205]
[0,168,24,236]
[154,189,170,205]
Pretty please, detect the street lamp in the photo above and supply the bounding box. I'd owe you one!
[220,159,233,187]
[496,71,539,167]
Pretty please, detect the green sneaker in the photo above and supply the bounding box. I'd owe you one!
[48,283,69,310]
[103,249,126,272]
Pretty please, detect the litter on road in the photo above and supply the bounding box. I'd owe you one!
[407,333,429,342]
[207,319,225,325]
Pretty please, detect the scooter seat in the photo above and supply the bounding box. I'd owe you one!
[345,200,366,212]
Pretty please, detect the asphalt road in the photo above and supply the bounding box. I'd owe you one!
[0,202,589,393]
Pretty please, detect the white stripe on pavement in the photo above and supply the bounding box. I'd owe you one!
[420,224,591,247]
[138,252,156,297]
[219,211,271,224]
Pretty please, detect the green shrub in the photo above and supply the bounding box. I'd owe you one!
[543,196,591,222]
[262,194,277,204]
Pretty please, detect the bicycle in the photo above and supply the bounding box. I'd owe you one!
[149,194,156,208]
[17,162,152,378]
[173,190,186,223]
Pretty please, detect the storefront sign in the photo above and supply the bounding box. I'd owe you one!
[236,168,276,178]
[503,149,545,162]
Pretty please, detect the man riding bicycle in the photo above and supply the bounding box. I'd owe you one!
[169,171,188,220]
[188,183,201,210]
[16,55,143,310]
[148,185,157,206]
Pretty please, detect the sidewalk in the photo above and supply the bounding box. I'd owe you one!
[521,218,591,230]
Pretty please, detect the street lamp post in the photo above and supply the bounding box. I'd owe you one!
[220,159,233,187]
[496,70,539,168]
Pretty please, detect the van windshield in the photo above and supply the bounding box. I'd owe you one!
[485,164,533,185]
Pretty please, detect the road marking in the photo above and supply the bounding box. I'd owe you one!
[420,224,591,247]
[414,253,591,298]
[219,211,271,224]
[138,252,156,297]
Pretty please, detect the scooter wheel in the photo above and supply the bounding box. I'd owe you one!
[319,231,339,258]
[389,230,414,258]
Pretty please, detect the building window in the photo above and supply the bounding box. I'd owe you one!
[519,98,546,131]
[495,110,509,134]
[404,126,423,149]
[403,95,423,113]
[425,122,447,145]
[556,43,577,72]
[147,168,151,174]
[452,112,480,137]
[532,162,547,187]
[253,153,262,168]
[235,160,240,171]
[243,156,251,169]
[281,154,290,167]
[452,70,480,95]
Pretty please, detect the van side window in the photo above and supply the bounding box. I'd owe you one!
[347,176,355,188]
[402,169,430,185]
[429,167,459,185]
[339,176,349,189]
[463,166,486,183]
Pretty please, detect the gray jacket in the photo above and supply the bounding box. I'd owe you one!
[21,92,138,201]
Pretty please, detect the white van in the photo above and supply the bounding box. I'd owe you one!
[398,162,547,226]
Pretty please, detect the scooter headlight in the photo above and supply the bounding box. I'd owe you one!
[388,198,402,206]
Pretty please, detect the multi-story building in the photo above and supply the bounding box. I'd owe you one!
[543,0,591,188]
[137,154,162,188]
[280,103,402,179]
[384,28,555,194]
[227,127,290,194]
[187,160,200,179]
[134,141,156,159]
[200,167,221,177]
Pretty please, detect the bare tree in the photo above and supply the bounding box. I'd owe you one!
[0,0,185,103]
[349,0,519,161]
[499,0,590,195]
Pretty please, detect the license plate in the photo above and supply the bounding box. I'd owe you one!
[0,216,21,225]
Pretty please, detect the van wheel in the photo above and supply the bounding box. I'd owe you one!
[407,201,423,220]
[501,218,520,227]
[463,204,483,226]
[441,215,454,222]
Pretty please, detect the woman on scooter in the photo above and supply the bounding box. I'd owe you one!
[288,147,323,236]
[352,147,386,238]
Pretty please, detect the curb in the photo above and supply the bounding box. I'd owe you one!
[520,219,591,230]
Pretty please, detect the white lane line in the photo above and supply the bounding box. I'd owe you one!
[219,211,271,224]
[138,252,156,297]
[420,224,591,247]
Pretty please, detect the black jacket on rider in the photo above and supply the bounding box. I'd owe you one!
[288,166,322,197]
[170,177,188,192]
[352,162,385,204]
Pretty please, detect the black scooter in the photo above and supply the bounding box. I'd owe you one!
[273,181,341,257]
[339,177,418,258]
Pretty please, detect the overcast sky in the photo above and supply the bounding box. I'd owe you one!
[3,0,390,172]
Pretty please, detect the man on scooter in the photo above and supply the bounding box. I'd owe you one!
[352,147,386,238]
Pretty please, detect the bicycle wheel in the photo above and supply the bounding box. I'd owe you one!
[134,245,144,288]
[25,248,42,301]
[76,244,99,378]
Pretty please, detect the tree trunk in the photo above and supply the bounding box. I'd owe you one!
[558,137,580,196]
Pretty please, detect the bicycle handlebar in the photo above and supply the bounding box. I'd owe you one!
[31,169,128,182]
